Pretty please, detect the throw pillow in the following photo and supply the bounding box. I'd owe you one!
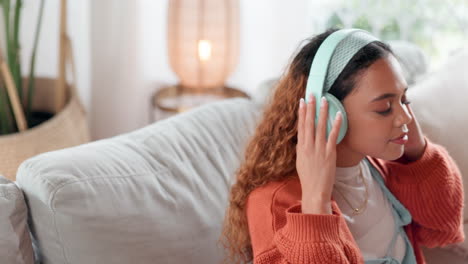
[0,175,34,263]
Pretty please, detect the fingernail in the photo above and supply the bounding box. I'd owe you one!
[321,96,327,105]
[336,111,342,119]
[299,98,305,108]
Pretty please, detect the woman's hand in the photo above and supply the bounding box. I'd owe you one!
[296,94,343,215]
[402,105,427,162]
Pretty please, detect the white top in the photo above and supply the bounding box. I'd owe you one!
[332,159,406,262]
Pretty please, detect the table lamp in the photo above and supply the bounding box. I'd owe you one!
[154,0,249,114]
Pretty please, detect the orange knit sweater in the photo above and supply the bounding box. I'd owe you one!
[246,138,465,263]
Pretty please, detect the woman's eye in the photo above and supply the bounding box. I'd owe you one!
[377,108,392,116]
[377,99,411,116]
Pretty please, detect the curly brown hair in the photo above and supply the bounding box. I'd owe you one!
[220,28,393,263]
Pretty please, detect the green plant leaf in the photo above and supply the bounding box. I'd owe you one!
[0,82,15,134]
[380,19,400,40]
[27,0,45,123]
[12,0,22,102]
[352,15,372,32]
[326,12,344,30]
[0,0,25,134]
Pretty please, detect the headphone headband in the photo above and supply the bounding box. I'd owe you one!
[304,29,380,102]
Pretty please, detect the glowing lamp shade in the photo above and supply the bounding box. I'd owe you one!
[167,0,240,90]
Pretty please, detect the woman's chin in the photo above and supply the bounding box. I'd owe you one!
[376,143,405,161]
[389,145,405,160]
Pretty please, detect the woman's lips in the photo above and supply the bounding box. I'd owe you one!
[390,133,408,144]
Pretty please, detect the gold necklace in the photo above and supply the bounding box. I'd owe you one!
[334,163,369,215]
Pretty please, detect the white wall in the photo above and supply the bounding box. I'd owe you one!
[229,0,315,90]
[90,0,143,140]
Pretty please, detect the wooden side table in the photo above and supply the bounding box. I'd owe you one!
[151,85,250,122]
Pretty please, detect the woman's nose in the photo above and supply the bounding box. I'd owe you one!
[395,103,412,127]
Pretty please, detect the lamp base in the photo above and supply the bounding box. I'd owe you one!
[153,84,250,113]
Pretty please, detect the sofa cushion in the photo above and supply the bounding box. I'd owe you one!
[407,46,468,261]
[0,175,34,264]
[16,98,261,264]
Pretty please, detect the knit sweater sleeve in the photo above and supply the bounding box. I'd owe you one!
[269,203,358,263]
[381,136,465,248]
[246,184,362,264]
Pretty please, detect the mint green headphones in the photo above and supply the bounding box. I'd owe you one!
[304,28,380,144]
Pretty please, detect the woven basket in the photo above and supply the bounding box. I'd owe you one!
[0,77,90,181]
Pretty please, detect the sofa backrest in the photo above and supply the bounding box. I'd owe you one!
[17,98,261,264]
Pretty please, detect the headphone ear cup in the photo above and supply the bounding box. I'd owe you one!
[324,93,348,144]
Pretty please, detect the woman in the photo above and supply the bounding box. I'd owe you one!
[221,28,464,263]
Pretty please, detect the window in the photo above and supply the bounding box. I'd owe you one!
[310,0,468,72]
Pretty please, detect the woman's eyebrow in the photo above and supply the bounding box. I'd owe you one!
[370,87,408,103]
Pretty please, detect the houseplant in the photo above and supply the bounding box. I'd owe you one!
[1,0,57,132]
[0,0,90,181]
